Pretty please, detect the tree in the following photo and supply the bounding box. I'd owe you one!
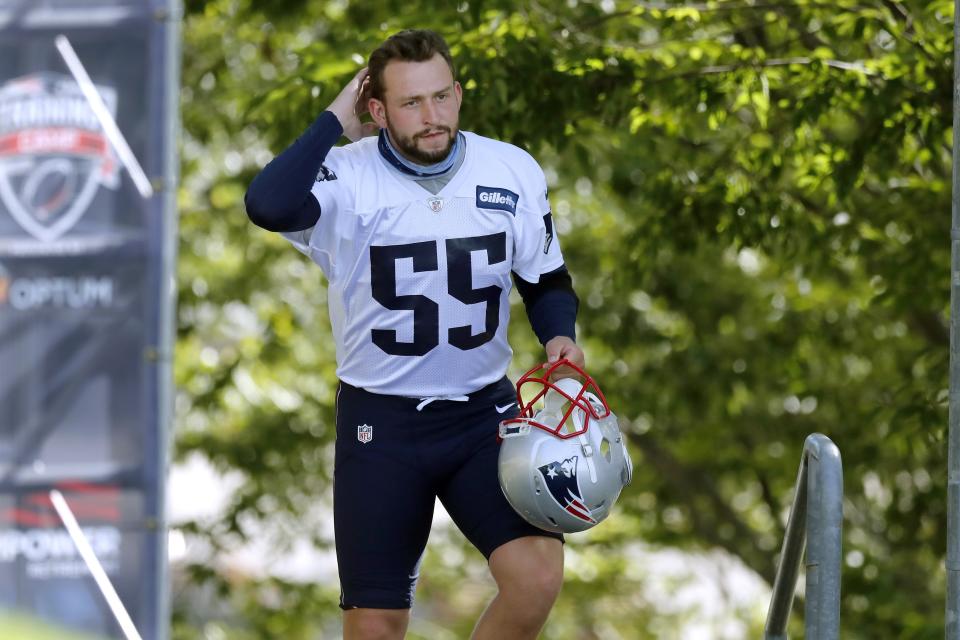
[175,1,953,637]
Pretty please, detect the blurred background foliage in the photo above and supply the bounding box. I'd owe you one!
[173,0,953,637]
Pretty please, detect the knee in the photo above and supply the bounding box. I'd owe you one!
[505,560,564,606]
[530,561,565,602]
[490,538,565,606]
[343,609,408,640]
[493,563,563,635]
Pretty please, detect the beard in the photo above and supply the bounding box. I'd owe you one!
[385,118,458,165]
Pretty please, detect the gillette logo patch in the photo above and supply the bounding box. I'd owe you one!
[476,186,519,215]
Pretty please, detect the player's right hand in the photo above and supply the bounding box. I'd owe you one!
[326,67,379,142]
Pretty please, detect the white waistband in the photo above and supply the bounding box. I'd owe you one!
[415,394,470,411]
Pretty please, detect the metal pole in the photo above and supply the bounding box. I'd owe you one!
[764,459,808,639]
[804,435,843,639]
[154,2,182,639]
[946,0,960,631]
[764,433,843,640]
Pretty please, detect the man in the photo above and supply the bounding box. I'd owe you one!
[245,29,583,640]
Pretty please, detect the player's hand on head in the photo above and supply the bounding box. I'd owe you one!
[544,336,585,381]
[355,72,371,117]
[354,73,381,138]
[327,67,378,142]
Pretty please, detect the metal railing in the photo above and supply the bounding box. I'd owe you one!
[764,433,843,639]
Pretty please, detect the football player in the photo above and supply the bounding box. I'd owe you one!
[245,29,583,640]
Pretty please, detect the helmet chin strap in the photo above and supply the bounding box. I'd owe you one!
[545,379,598,484]
[577,431,598,484]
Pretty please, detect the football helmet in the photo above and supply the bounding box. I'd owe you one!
[498,359,633,534]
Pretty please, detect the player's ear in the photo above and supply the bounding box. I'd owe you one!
[369,98,388,128]
[454,81,462,107]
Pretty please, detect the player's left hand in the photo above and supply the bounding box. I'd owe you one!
[327,67,379,141]
[544,336,585,378]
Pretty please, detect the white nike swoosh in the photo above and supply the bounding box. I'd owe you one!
[495,402,516,414]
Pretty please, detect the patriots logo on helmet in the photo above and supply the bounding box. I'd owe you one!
[537,456,596,524]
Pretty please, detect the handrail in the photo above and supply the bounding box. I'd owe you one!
[764,433,843,639]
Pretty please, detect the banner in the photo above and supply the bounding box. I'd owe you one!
[0,1,178,638]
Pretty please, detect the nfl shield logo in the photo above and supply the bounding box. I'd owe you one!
[357,424,373,444]
[427,197,443,213]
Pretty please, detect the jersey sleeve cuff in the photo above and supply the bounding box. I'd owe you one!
[514,256,565,284]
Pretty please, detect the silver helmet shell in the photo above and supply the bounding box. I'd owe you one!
[498,363,633,534]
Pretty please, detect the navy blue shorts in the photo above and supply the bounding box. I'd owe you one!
[333,376,563,610]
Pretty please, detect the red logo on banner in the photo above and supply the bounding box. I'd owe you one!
[0,481,121,528]
[0,72,120,242]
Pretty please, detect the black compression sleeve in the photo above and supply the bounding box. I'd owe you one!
[512,266,579,345]
[244,110,344,232]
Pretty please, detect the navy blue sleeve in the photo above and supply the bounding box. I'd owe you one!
[244,110,344,232]
[512,266,579,345]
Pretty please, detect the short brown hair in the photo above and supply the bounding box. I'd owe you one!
[367,29,456,101]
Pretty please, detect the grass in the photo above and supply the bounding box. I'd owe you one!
[0,611,110,640]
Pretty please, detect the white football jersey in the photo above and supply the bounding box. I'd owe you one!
[283,131,564,396]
